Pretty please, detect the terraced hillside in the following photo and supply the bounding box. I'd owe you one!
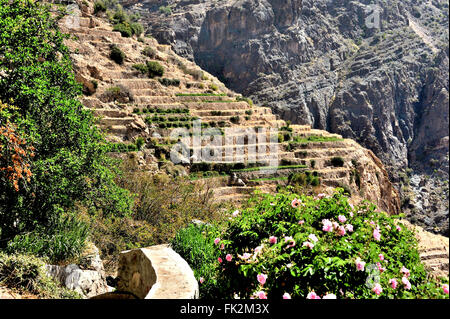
[58,2,402,216]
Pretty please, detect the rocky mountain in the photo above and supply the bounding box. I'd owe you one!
[59,1,403,216]
[122,0,449,236]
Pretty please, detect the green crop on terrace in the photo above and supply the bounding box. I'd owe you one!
[231,165,307,173]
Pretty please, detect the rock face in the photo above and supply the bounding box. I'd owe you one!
[95,246,199,299]
[125,0,449,235]
[46,245,109,298]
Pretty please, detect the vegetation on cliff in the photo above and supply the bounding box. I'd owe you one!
[0,0,133,262]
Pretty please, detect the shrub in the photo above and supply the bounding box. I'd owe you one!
[0,252,82,298]
[110,44,125,64]
[146,61,164,78]
[230,116,240,124]
[135,137,145,151]
[94,0,106,14]
[159,5,172,16]
[0,0,132,258]
[100,85,134,103]
[6,214,89,263]
[159,78,180,87]
[209,84,218,91]
[132,63,148,74]
[236,96,253,106]
[113,22,132,37]
[179,189,449,299]
[171,223,221,298]
[142,46,157,59]
[130,22,144,37]
[331,156,345,167]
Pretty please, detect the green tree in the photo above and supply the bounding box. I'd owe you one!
[0,0,132,260]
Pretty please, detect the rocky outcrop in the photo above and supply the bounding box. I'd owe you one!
[94,246,199,299]
[126,0,449,235]
[46,244,110,298]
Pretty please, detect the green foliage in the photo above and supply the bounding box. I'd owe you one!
[130,22,144,37]
[6,214,89,263]
[110,44,126,64]
[0,0,132,259]
[331,156,345,167]
[132,63,148,74]
[182,189,448,299]
[159,78,180,87]
[291,135,344,145]
[135,137,145,151]
[159,5,172,16]
[171,224,221,298]
[146,61,164,78]
[142,46,157,59]
[236,96,253,106]
[113,22,132,37]
[289,172,320,189]
[94,1,106,14]
[101,85,134,103]
[0,252,81,298]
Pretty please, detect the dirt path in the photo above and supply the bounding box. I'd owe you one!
[407,13,439,54]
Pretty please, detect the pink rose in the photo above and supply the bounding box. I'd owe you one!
[345,224,354,232]
[373,228,381,241]
[240,253,251,260]
[232,210,240,217]
[307,291,321,299]
[396,225,402,231]
[199,277,205,284]
[338,215,347,223]
[402,276,411,290]
[220,243,225,250]
[282,293,291,299]
[443,284,449,295]
[226,254,233,262]
[291,198,301,208]
[308,234,319,243]
[337,226,346,236]
[322,219,333,232]
[285,236,296,248]
[257,274,268,285]
[376,262,385,273]
[214,238,220,245]
[401,266,410,278]
[269,236,278,244]
[218,257,222,263]
[323,293,337,299]
[372,283,383,295]
[379,254,384,261]
[303,241,314,249]
[389,278,398,289]
[356,258,366,271]
[257,291,267,299]
[298,220,305,225]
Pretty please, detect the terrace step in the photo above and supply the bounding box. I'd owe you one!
[419,250,449,261]
[100,117,135,126]
[213,186,256,197]
[100,125,128,135]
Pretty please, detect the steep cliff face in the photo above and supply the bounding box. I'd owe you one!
[124,0,449,236]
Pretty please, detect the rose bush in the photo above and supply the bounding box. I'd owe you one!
[174,188,449,299]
